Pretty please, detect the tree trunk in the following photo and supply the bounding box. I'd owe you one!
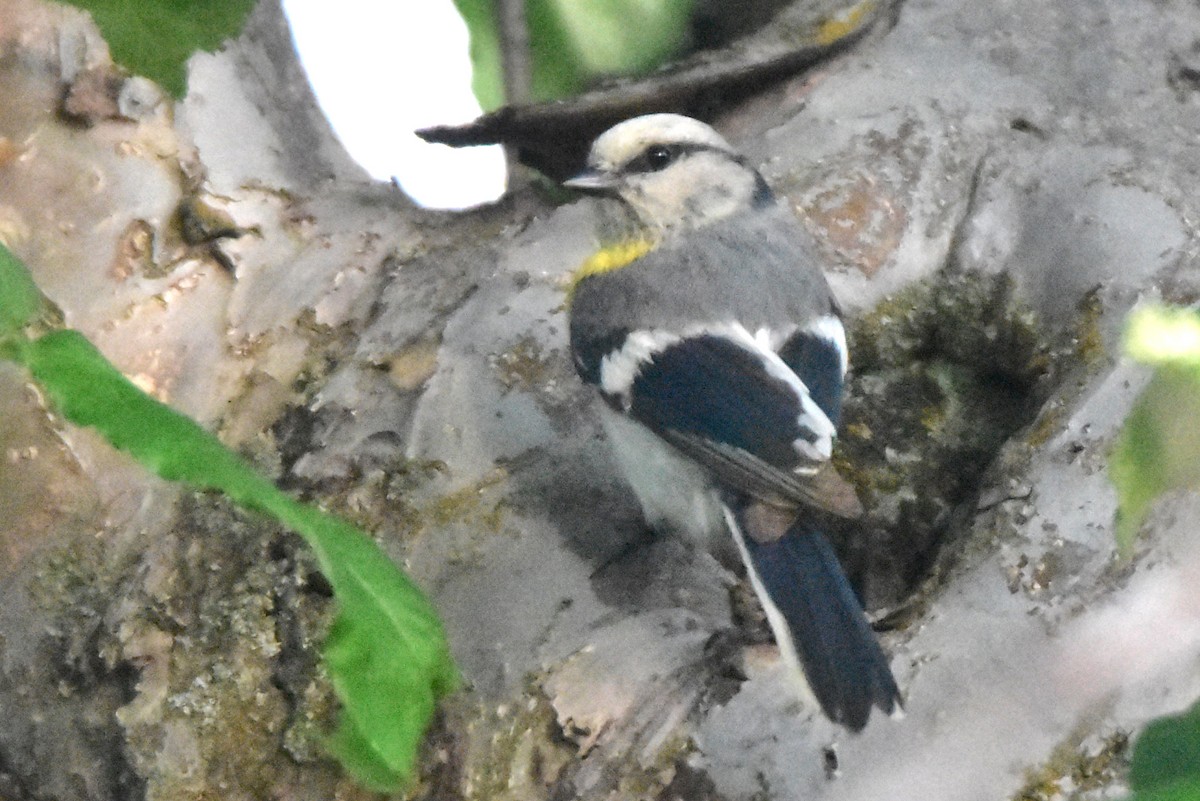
[2,0,1200,799]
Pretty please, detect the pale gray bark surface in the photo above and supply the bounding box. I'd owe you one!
[2,0,1200,799]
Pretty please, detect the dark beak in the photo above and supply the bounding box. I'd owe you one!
[563,168,617,191]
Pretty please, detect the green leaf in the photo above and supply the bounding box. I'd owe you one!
[453,0,694,110]
[452,0,506,112]
[60,0,257,97]
[1111,307,1200,554]
[270,501,458,791]
[1125,306,1200,368]
[543,0,693,78]
[1128,700,1200,801]
[18,330,268,491]
[0,242,43,338]
[11,325,456,790]
[1126,779,1200,801]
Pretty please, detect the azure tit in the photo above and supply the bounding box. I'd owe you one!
[565,114,901,731]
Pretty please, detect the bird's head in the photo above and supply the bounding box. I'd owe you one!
[566,114,772,231]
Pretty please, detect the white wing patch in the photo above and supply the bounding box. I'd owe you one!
[804,314,849,377]
[599,329,680,401]
[717,322,836,461]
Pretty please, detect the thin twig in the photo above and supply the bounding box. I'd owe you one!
[496,0,532,188]
[496,0,532,105]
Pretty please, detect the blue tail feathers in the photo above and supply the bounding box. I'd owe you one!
[740,517,901,731]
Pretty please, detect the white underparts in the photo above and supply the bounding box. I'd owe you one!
[600,406,727,545]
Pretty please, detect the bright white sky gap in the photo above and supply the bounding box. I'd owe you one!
[282,0,507,209]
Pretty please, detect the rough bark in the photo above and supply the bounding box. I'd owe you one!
[2,0,1200,799]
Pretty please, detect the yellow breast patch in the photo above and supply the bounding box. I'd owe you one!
[567,238,656,301]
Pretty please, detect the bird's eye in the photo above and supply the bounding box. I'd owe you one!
[643,145,675,171]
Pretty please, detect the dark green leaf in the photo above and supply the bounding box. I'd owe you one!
[1129,700,1200,799]
[1127,779,1200,801]
[61,0,257,97]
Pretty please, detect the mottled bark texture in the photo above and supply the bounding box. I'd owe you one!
[2,0,1200,799]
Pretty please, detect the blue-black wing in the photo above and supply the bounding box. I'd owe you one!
[612,333,859,517]
[778,326,845,426]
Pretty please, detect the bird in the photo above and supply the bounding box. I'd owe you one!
[564,113,901,731]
